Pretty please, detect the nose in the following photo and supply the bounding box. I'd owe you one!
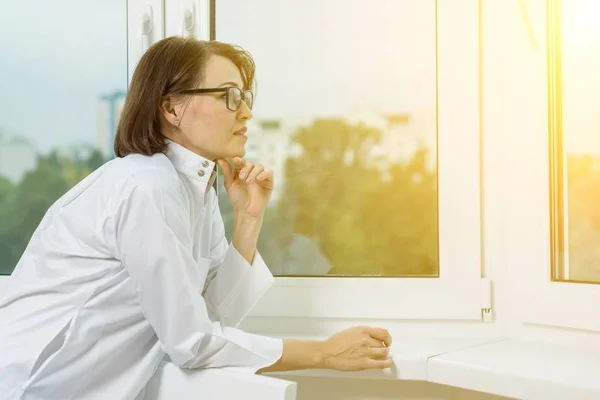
[237,100,253,121]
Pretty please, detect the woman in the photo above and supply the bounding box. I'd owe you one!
[0,37,392,399]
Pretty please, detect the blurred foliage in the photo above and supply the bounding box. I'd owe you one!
[221,118,439,276]
[0,148,105,274]
[3,123,599,281]
[566,155,600,282]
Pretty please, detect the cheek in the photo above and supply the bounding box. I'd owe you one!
[188,102,217,135]
[186,99,237,143]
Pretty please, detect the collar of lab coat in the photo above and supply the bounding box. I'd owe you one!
[165,140,217,191]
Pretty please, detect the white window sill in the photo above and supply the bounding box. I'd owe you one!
[265,336,600,400]
[144,362,297,400]
[428,339,600,400]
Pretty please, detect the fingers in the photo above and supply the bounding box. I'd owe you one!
[245,164,265,184]
[363,326,392,347]
[232,157,245,179]
[229,158,274,188]
[237,159,254,181]
[364,337,387,348]
[256,168,273,183]
[216,159,234,189]
[369,346,390,360]
[365,358,394,370]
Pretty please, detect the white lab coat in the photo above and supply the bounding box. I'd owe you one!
[0,141,283,400]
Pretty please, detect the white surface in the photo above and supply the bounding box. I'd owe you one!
[268,337,503,382]
[499,0,600,333]
[428,339,600,400]
[263,335,600,399]
[128,0,164,84]
[144,362,297,400]
[165,0,211,40]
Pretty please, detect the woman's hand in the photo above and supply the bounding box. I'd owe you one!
[319,326,393,371]
[216,158,274,218]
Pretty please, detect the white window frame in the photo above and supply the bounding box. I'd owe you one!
[128,0,165,84]
[503,0,600,333]
[200,0,485,320]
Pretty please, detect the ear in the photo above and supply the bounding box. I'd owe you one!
[159,96,183,127]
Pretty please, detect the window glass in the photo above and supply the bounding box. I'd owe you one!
[549,0,600,283]
[0,0,127,274]
[216,0,439,276]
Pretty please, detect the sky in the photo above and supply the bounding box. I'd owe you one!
[0,0,127,153]
[0,0,436,154]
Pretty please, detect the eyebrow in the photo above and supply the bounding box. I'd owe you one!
[218,81,240,88]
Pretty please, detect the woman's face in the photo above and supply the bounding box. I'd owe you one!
[164,55,253,160]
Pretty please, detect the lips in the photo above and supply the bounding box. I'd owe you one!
[233,127,247,136]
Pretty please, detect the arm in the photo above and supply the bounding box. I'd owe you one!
[258,327,395,374]
[202,195,274,328]
[115,170,281,372]
[257,340,324,373]
[232,212,262,264]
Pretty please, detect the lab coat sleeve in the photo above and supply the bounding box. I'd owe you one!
[203,195,275,328]
[114,171,282,372]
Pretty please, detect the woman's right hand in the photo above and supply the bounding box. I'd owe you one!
[320,326,393,371]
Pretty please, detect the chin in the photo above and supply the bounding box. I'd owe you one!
[229,144,247,158]
[233,149,247,158]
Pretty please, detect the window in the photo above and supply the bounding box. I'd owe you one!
[212,0,484,319]
[1,0,484,321]
[0,0,128,277]
[513,0,600,332]
[216,0,439,278]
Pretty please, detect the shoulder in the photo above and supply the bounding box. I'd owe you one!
[110,153,178,186]
[109,153,188,206]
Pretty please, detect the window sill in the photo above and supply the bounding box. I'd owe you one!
[266,336,600,399]
[428,338,600,399]
[144,362,297,400]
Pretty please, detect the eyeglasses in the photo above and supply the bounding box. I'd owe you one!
[180,86,254,112]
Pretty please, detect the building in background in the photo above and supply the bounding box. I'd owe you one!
[0,132,37,184]
[97,90,126,158]
[245,119,296,201]
[348,109,436,176]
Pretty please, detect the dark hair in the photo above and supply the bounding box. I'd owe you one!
[114,37,256,157]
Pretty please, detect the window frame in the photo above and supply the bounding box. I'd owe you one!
[128,0,165,84]
[507,0,600,333]
[209,0,485,320]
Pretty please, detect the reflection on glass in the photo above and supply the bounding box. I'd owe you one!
[553,0,600,283]
[216,0,438,276]
[0,1,127,275]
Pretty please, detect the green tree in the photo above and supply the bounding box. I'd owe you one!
[0,153,75,274]
[566,155,600,281]
[272,118,438,276]
[0,175,19,274]
[13,159,70,254]
[262,119,438,276]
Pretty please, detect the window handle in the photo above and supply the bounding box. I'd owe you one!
[181,3,196,38]
[141,6,154,52]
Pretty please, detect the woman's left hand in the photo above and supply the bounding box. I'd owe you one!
[216,158,274,218]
